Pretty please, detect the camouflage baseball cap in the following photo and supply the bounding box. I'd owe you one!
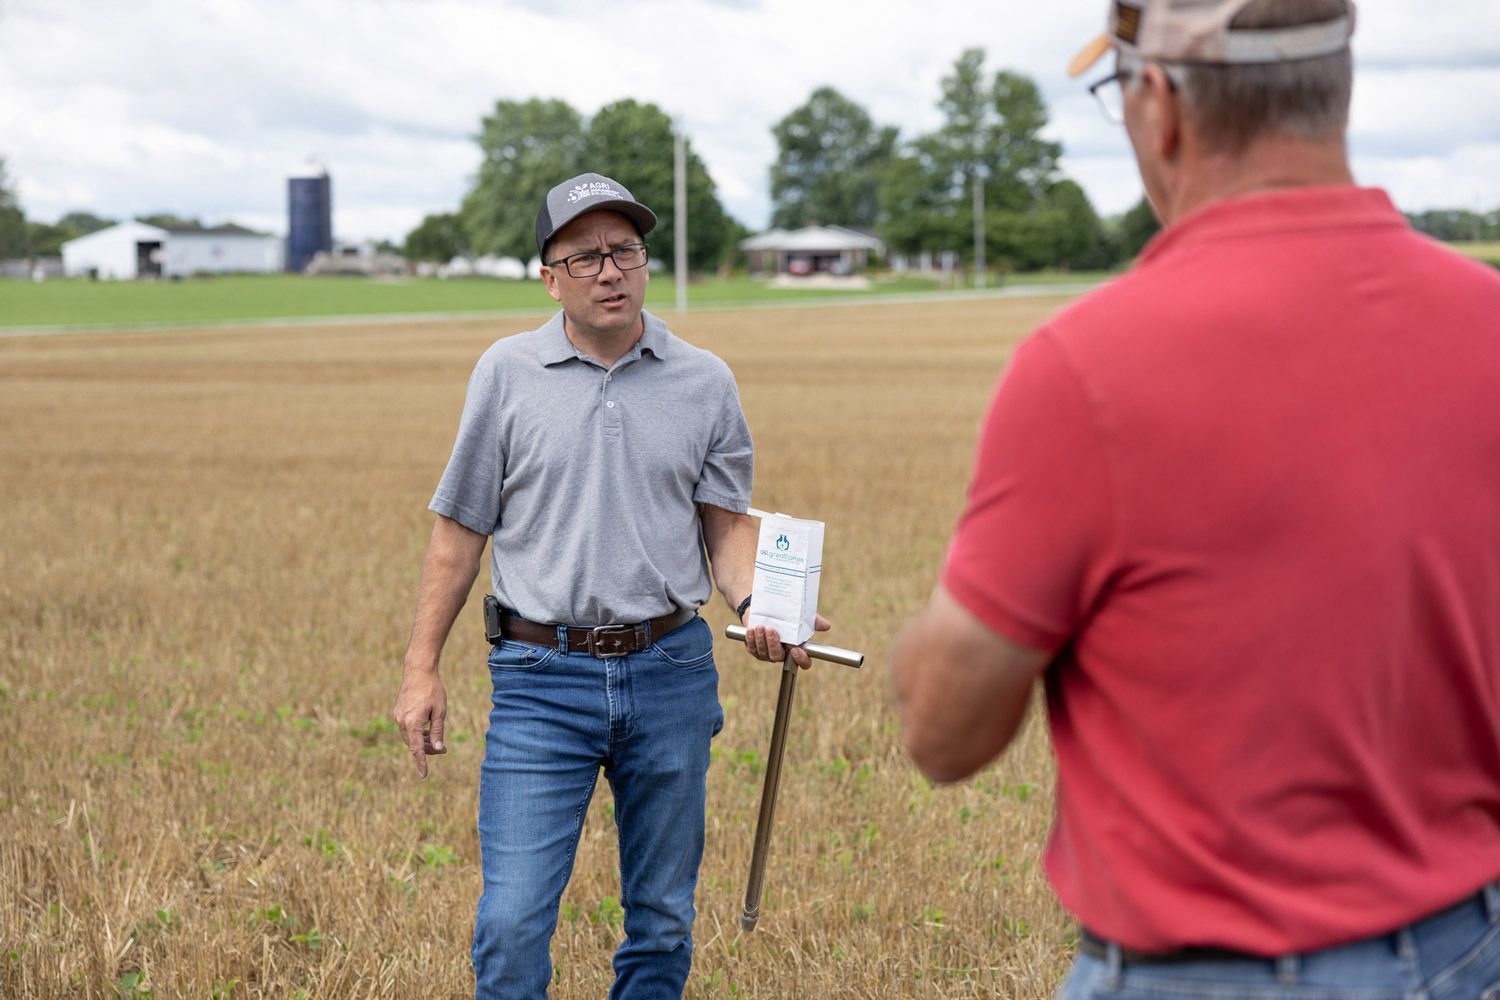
[535,172,658,258]
[1069,0,1356,77]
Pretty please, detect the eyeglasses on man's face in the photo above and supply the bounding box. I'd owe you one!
[546,242,650,278]
[1088,68,1134,123]
[1089,60,1182,123]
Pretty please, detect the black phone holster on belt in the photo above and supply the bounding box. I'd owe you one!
[483,594,503,645]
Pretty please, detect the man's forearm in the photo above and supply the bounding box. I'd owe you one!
[892,586,1051,783]
[403,515,487,674]
[700,504,757,614]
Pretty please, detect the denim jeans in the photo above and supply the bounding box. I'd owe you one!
[1058,882,1500,1000]
[471,614,724,1000]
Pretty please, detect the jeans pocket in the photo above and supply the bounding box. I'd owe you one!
[650,616,714,668]
[487,640,558,673]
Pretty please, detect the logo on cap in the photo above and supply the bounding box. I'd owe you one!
[569,182,626,203]
[1115,1,1142,44]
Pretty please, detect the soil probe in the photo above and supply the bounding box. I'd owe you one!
[723,623,865,932]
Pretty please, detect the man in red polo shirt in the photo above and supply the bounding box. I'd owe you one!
[892,1,1500,995]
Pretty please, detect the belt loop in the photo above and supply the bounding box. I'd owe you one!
[1484,881,1500,924]
[1395,927,1418,962]
[1104,942,1123,990]
[1276,954,1299,986]
[556,624,569,651]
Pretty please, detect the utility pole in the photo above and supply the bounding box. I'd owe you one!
[972,168,986,290]
[674,127,688,312]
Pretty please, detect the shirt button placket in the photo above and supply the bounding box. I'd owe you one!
[603,373,622,433]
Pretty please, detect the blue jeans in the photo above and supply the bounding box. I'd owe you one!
[1058,882,1500,999]
[471,615,724,1000]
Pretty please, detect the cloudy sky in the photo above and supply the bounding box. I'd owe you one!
[2,0,1497,243]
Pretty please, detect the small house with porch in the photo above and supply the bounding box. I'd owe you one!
[740,225,885,277]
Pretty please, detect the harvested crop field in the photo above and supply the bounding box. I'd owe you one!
[0,294,1083,998]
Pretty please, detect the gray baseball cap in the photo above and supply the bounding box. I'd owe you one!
[535,172,658,258]
[1069,0,1356,77]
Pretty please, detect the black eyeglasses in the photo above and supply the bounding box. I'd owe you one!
[1088,69,1133,123]
[1089,63,1181,123]
[545,243,649,278]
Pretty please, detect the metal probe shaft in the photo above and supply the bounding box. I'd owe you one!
[740,652,797,932]
[723,623,865,932]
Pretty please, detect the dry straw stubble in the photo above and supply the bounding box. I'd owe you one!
[0,295,1078,998]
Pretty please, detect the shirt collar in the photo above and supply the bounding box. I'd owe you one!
[536,312,576,366]
[1139,186,1403,266]
[537,309,671,367]
[638,311,670,359]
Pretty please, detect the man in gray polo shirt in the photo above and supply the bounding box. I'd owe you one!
[392,172,811,999]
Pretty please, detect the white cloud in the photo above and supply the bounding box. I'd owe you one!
[1,0,1496,241]
[1356,144,1500,214]
[1351,67,1500,155]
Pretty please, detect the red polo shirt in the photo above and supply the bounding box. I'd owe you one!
[943,186,1500,954]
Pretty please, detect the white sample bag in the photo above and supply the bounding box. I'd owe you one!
[746,508,824,646]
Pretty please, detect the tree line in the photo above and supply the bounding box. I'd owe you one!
[1405,208,1500,243]
[406,47,1500,274]
[405,99,739,272]
[408,49,1155,274]
[774,49,1127,271]
[0,159,114,258]
[5,53,1498,274]
[0,163,229,260]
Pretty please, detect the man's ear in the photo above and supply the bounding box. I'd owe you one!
[540,267,562,303]
[1140,63,1182,163]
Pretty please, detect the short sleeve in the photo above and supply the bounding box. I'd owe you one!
[428,353,505,535]
[692,369,754,512]
[942,331,1117,651]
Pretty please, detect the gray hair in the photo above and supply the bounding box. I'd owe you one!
[1176,0,1353,153]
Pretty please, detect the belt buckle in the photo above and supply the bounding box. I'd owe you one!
[587,624,632,659]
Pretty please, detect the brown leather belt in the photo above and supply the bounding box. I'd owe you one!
[1078,928,1260,966]
[494,606,696,659]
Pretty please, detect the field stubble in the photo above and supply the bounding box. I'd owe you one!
[0,296,1078,998]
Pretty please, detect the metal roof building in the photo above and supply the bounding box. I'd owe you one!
[739,225,885,276]
[62,222,284,280]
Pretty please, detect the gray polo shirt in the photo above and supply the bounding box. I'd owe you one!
[430,310,753,625]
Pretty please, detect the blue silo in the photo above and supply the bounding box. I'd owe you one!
[286,164,332,273]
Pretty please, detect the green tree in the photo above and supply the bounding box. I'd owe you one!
[462,98,586,259]
[877,144,964,257]
[583,99,732,273]
[932,48,989,195]
[0,157,27,258]
[769,86,897,230]
[1406,208,1498,242]
[876,50,1063,265]
[720,216,754,272]
[889,47,991,255]
[26,211,115,256]
[403,212,467,263]
[985,71,1062,212]
[57,211,114,235]
[1029,180,1112,270]
[136,212,203,230]
[26,222,69,257]
[1116,196,1162,260]
[458,97,738,272]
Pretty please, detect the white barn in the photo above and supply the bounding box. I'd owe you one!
[63,222,283,279]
